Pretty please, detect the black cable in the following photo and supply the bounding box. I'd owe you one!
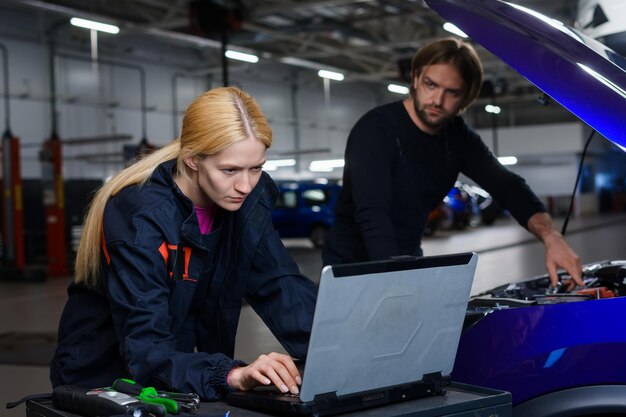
[561,129,595,236]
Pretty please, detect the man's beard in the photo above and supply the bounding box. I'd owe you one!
[413,96,453,132]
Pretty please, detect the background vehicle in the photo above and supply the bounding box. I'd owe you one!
[464,184,503,226]
[425,183,500,236]
[443,184,474,230]
[272,180,341,247]
[423,202,451,236]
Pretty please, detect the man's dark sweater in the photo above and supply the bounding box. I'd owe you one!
[322,101,545,265]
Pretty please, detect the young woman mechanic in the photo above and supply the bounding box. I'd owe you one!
[50,87,317,400]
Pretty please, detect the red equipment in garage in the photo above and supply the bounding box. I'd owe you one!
[2,129,25,271]
[40,133,68,277]
[0,42,28,277]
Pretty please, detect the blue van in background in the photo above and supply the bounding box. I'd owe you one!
[272,180,341,247]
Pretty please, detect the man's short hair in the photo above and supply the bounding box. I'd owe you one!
[410,37,483,111]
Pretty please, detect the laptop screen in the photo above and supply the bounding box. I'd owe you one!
[299,253,477,402]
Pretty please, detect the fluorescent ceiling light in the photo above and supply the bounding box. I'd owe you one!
[498,156,518,165]
[387,84,409,95]
[144,28,221,48]
[443,22,467,38]
[317,70,344,81]
[485,104,502,114]
[263,159,296,171]
[309,159,345,172]
[280,56,324,70]
[70,17,119,34]
[225,50,259,63]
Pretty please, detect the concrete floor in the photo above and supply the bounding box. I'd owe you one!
[2,213,625,416]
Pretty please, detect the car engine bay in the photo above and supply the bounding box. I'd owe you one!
[465,260,626,326]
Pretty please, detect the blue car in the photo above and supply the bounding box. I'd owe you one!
[443,182,484,230]
[443,184,472,230]
[272,180,341,247]
[454,260,626,414]
[425,0,626,415]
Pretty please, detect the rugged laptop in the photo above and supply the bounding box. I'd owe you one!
[227,252,478,416]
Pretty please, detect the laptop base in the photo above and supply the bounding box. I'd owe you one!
[227,374,451,416]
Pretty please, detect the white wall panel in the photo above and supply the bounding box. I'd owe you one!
[146,110,175,145]
[11,101,50,179]
[509,163,579,196]
[3,39,49,99]
[477,123,584,156]
[474,123,586,198]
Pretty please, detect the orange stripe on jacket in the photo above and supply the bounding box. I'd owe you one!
[158,241,169,264]
[101,229,111,265]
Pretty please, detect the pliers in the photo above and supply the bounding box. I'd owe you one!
[112,378,201,414]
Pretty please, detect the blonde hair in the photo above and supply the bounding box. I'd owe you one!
[74,87,272,287]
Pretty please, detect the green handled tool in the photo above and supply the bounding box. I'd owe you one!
[112,379,181,414]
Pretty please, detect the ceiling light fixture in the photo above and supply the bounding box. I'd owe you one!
[225,50,259,63]
[280,57,323,70]
[317,70,344,81]
[443,22,468,38]
[485,104,502,114]
[387,84,409,95]
[309,159,345,172]
[70,17,119,34]
[498,156,518,165]
[263,159,296,171]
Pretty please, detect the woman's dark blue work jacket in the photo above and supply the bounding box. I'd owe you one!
[50,159,317,400]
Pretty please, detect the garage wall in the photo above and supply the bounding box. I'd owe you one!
[476,123,584,196]
[477,123,584,156]
[1,32,386,180]
[0,30,593,197]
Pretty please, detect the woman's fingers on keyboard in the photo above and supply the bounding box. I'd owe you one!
[248,352,300,394]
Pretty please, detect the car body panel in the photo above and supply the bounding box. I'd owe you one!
[453,295,626,405]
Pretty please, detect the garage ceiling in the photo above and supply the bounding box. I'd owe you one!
[3,0,583,122]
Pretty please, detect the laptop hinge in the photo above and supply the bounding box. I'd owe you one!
[313,391,337,403]
[390,255,419,261]
[313,391,338,412]
[422,371,448,395]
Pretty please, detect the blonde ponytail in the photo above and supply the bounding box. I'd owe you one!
[74,86,272,288]
[74,140,180,286]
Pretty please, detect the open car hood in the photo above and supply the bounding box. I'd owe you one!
[425,0,626,151]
